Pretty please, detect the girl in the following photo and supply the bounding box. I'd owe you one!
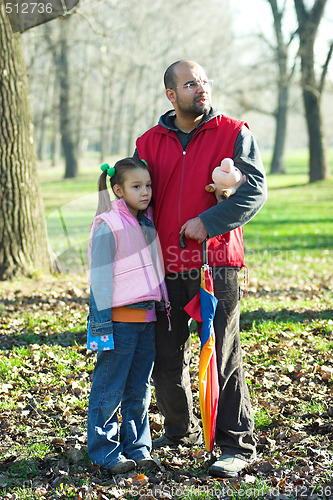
[87,157,169,474]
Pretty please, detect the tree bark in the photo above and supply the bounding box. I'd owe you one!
[271,83,288,173]
[268,0,289,174]
[36,58,53,161]
[100,78,109,163]
[0,4,51,279]
[294,0,329,182]
[58,19,78,179]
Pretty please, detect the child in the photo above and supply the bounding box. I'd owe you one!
[87,157,170,475]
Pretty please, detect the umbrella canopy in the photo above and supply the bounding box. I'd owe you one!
[184,253,219,452]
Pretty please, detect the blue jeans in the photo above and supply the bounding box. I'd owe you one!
[87,321,155,469]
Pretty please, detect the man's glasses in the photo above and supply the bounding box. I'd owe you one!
[174,80,214,91]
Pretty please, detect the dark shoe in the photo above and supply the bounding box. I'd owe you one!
[209,454,248,478]
[136,456,160,471]
[152,433,202,449]
[152,434,178,449]
[109,458,136,475]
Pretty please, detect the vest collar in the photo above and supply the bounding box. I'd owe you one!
[110,198,130,213]
[158,107,221,133]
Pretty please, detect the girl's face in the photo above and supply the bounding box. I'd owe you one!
[113,168,152,217]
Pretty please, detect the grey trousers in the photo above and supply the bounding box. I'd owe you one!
[152,267,256,460]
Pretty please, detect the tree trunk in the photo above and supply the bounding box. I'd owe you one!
[271,80,288,174]
[126,66,144,156]
[50,74,60,166]
[75,44,88,161]
[100,79,109,164]
[0,4,51,280]
[58,19,78,178]
[304,87,327,182]
[268,0,289,174]
[36,59,53,161]
[294,0,329,182]
[111,80,129,155]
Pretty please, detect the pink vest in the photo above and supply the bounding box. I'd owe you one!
[88,199,167,308]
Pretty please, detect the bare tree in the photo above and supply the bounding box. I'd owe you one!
[0,4,51,279]
[57,18,78,178]
[22,0,235,161]
[267,0,296,174]
[294,0,331,182]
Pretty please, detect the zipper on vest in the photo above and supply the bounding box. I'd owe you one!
[178,150,187,227]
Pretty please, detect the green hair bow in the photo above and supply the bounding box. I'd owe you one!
[100,163,116,177]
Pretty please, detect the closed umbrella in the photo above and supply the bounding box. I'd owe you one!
[181,235,219,452]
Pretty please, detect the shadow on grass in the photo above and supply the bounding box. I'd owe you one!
[0,295,88,307]
[245,228,332,247]
[0,457,40,490]
[240,308,333,328]
[0,329,88,351]
[0,452,84,492]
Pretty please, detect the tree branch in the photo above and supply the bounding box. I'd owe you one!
[311,0,328,27]
[294,0,307,26]
[75,9,126,39]
[319,41,333,95]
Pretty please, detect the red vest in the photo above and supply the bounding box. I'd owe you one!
[136,114,245,274]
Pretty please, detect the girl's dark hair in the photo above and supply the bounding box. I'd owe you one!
[95,157,149,216]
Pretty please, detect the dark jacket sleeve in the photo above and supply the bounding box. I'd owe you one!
[199,125,267,237]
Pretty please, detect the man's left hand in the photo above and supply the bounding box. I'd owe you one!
[180,217,208,244]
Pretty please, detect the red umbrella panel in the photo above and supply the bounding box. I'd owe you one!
[184,264,219,452]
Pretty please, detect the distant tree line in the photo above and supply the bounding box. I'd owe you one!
[0,0,332,280]
[22,0,332,179]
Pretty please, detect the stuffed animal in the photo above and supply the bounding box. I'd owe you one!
[205,158,246,202]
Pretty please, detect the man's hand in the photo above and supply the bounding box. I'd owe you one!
[180,217,208,244]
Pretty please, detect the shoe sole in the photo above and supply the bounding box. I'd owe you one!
[109,462,136,474]
[209,468,239,478]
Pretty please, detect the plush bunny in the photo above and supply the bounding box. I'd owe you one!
[205,158,246,202]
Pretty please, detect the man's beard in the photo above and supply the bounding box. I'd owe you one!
[176,94,210,118]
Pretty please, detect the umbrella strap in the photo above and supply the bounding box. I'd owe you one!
[243,264,249,298]
[165,301,172,331]
[202,239,208,266]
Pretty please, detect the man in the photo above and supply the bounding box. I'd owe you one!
[135,60,267,478]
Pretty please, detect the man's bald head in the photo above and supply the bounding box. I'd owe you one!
[164,60,203,90]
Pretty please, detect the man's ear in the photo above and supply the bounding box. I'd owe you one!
[112,184,123,198]
[166,88,176,104]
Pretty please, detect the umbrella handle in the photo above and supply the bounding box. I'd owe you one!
[202,239,208,266]
[179,230,186,248]
[179,231,208,266]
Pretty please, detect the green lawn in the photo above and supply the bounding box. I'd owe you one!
[38,151,333,279]
[0,151,331,500]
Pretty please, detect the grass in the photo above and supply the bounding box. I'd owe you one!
[0,150,332,499]
[254,407,273,429]
[37,150,333,277]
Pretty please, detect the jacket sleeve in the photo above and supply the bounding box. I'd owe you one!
[89,223,115,336]
[199,125,267,237]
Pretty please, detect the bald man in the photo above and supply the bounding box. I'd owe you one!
[135,60,267,478]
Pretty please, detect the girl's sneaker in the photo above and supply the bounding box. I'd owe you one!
[109,458,136,474]
[136,456,160,471]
